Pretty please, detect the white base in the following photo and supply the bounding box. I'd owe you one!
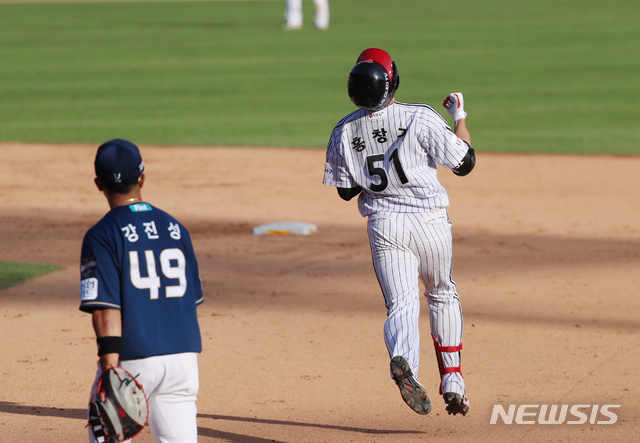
[253,221,317,235]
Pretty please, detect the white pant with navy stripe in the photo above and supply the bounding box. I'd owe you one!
[368,209,464,393]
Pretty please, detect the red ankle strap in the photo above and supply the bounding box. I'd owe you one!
[431,335,462,352]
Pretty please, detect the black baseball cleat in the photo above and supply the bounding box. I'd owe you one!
[390,356,432,415]
[443,392,470,416]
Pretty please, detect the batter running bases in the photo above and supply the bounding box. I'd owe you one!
[323,48,475,416]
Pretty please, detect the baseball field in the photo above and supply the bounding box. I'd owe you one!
[1,0,639,442]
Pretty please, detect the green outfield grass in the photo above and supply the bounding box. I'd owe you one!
[0,261,64,291]
[0,0,637,154]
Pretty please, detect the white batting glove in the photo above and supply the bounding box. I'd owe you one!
[443,92,467,121]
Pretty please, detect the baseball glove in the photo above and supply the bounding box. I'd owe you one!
[88,367,149,443]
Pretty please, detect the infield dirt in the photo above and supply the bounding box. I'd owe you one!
[1,144,639,442]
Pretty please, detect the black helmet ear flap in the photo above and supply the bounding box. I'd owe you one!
[391,61,400,91]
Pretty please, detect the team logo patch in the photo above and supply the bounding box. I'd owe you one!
[80,277,98,301]
[449,132,463,147]
[324,163,334,179]
[81,255,97,278]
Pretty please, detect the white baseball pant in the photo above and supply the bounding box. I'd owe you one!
[284,0,329,29]
[88,352,199,443]
[367,209,465,396]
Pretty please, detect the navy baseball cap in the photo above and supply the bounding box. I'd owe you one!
[94,139,145,187]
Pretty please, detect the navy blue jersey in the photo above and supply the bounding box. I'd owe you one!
[79,202,203,360]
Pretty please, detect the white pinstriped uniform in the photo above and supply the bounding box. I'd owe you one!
[323,101,468,397]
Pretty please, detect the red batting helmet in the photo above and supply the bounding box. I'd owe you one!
[348,48,400,111]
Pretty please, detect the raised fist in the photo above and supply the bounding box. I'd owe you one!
[443,93,467,121]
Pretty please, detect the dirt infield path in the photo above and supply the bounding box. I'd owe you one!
[1,143,639,442]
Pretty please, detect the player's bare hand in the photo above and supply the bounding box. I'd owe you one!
[443,93,467,121]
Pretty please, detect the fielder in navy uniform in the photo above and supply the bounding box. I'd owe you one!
[79,139,203,442]
[323,49,475,416]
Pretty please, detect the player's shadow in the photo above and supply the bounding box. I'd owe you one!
[0,402,422,442]
[0,401,86,419]
[197,413,423,442]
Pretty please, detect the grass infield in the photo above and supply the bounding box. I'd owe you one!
[0,0,638,154]
[0,261,65,291]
